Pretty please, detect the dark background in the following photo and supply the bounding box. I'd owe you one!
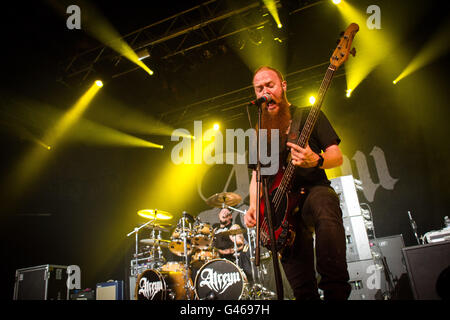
[1,0,449,300]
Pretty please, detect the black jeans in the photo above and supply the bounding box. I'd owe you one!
[280,185,351,300]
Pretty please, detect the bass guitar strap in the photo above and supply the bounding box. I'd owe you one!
[287,106,304,144]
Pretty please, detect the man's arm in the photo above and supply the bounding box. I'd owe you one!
[287,142,343,169]
[244,170,258,228]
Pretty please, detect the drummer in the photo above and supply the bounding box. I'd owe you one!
[213,208,253,281]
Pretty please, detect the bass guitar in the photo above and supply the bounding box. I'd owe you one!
[259,23,359,250]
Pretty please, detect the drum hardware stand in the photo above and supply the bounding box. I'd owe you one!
[181,211,194,300]
[126,216,157,277]
[227,205,277,300]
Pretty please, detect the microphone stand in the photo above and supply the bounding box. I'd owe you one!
[253,100,284,300]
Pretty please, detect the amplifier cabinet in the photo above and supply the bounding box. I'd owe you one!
[13,264,68,300]
[402,241,450,300]
[96,280,124,300]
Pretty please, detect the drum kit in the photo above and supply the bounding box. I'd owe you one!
[126,192,276,300]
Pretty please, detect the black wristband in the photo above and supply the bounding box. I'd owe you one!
[315,154,324,168]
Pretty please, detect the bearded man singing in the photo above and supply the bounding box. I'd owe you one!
[244,66,351,300]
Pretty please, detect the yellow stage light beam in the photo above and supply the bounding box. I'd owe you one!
[227,2,287,74]
[67,116,164,149]
[85,94,190,139]
[335,1,395,95]
[49,0,153,76]
[332,0,342,5]
[263,0,283,29]
[393,19,450,84]
[6,81,102,199]
[46,81,102,144]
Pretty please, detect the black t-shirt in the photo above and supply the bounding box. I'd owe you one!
[248,105,340,189]
[212,222,235,260]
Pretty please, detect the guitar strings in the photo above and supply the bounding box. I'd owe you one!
[259,64,336,245]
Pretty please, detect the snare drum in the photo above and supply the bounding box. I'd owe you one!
[194,259,248,300]
[191,248,220,268]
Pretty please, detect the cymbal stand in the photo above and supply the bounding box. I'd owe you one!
[126,217,155,277]
[181,211,193,300]
[232,234,240,266]
[156,229,165,267]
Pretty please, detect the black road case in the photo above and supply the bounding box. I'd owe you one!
[13,264,68,300]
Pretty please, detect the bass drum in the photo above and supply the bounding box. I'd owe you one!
[135,268,193,300]
[194,259,248,300]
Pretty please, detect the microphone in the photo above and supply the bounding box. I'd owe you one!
[250,93,272,105]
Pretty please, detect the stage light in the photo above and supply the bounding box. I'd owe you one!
[59,1,154,76]
[137,48,151,61]
[263,0,283,32]
[95,80,103,87]
[335,1,394,96]
[393,80,398,85]
[332,0,342,5]
[309,96,316,105]
[392,19,450,84]
[213,123,220,131]
[346,89,352,98]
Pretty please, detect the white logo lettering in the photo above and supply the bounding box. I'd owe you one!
[340,146,398,202]
[138,277,163,299]
[199,268,241,294]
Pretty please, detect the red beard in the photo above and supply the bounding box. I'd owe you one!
[260,103,291,146]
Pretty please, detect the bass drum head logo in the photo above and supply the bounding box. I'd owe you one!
[195,259,245,300]
[136,269,166,300]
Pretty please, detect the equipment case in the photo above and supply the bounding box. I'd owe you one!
[13,264,69,300]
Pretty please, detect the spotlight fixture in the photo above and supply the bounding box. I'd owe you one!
[137,48,151,61]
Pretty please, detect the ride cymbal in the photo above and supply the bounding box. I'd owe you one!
[205,192,242,208]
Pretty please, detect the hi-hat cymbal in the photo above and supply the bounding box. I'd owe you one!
[206,192,242,208]
[143,223,171,232]
[140,238,170,247]
[138,209,173,220]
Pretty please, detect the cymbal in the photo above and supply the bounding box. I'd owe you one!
[143,223,171,232]
[218,227,246,237]
[206,192,242,208]
[138,209,173,220]
[140,238,170,247]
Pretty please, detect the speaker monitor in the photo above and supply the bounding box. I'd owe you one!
[402,241,450,300]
